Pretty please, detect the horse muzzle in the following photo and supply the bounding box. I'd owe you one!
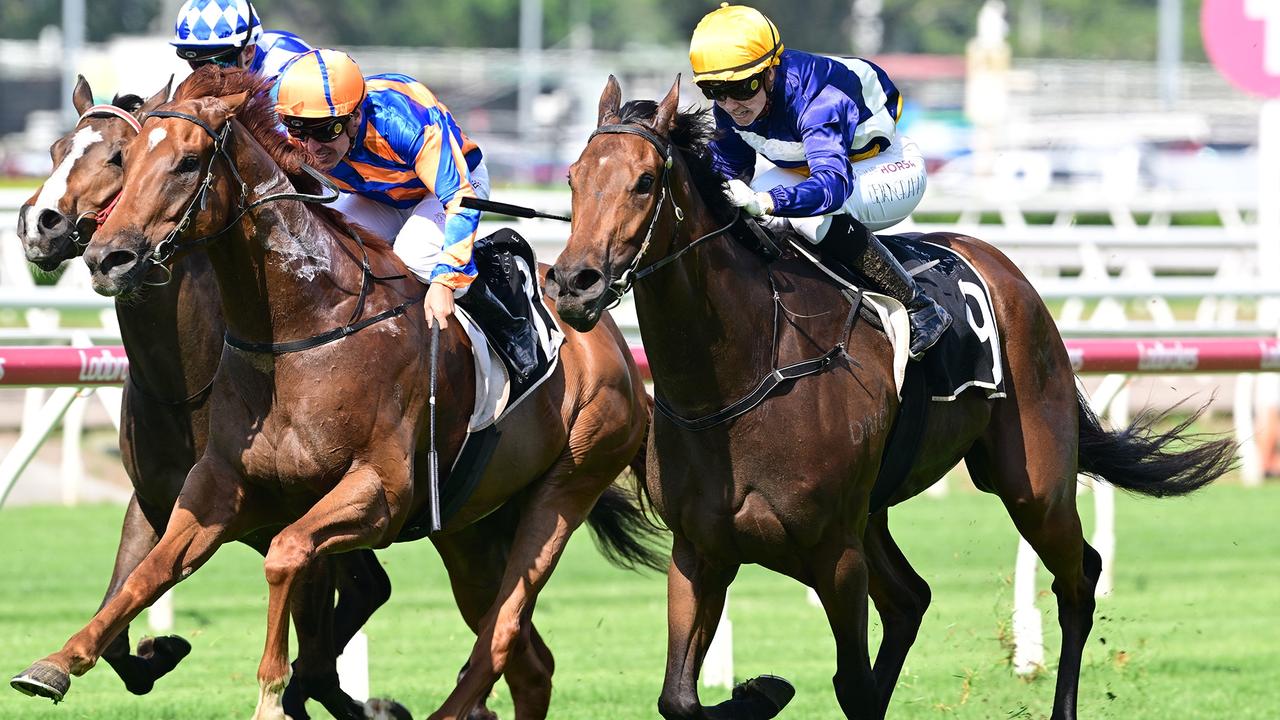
[544,262,607,331]
[83,236,146,297]
[19,206,77,271]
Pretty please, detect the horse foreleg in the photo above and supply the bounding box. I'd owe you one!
[11,460,245,703]
[255,464,403,720]
[809,535,878,720]
[865,511,930,718]
[656,534,739,720]
[98,494,192,695]
[428,479,597,720]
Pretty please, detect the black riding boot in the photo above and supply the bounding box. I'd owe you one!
[456,280,540,382]
[818,216,952,359]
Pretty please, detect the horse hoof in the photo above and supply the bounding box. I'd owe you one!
[11,661,71,703]
[138,634,193,675]
[465,707,499,720]
[707,675,795,720]
[364,697,413,720]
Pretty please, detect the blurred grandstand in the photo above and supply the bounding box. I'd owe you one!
[0,1,1262,195]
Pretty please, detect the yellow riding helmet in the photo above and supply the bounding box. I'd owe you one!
[689,3,784,83]
[274,48,366,119]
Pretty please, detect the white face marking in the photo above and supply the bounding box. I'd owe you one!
[26,127,103,241]
[147,127,168,151]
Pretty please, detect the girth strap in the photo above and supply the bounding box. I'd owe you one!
[224,301,413,355]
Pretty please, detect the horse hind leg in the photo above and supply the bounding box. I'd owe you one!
[434,510,557,720]
[966,395,1102,720]
[431,463,617,720]
[865,510,930,718]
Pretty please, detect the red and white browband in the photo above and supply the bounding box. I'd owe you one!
[79,104,143,134]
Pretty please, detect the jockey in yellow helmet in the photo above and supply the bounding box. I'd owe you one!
[274,49,489,333]
[690,3,950,359]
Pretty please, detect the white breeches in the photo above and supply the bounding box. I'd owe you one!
[331,160,490,288]
[752,136,926,242]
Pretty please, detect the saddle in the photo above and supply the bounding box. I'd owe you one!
[456,228,545,386]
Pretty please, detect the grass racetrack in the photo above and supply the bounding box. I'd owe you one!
[0,483,1276,719]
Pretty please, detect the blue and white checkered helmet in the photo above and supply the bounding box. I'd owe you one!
[171,0,263,59]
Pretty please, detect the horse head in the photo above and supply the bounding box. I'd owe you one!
[547,74,686,332]
[18,75,169,271]
[84,76,249,297]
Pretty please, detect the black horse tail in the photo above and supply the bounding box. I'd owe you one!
[585,393,666,572]
[1076,389,1237,498]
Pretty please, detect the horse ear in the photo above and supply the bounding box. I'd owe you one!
[597,74,621,127]
[651,74,681,137]
[140,76,173,114]
[219,91,250,114]
[72,75,93,115]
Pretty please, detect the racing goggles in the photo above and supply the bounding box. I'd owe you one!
[283,115,353,143]
[698,72,767,102]
[176,45,242,69]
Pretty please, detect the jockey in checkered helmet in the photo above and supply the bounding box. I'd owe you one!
[171,0,263,70]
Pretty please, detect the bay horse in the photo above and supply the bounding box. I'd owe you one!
[12,67,658,720]
[545,76,1237,720]
[15,75,408,719]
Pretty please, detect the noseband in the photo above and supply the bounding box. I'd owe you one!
[587,123,736,306]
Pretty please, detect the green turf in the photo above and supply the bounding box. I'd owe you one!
[0,483,1276,719]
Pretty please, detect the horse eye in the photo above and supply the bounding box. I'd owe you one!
[107,151,123,167]
[635,174,654,193]
[177,155,200,174]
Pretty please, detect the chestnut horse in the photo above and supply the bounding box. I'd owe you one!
[546,77,1236,720]
[12,68,657,720]
[15,75,407,719]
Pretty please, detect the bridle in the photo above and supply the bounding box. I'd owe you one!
[66,104,143,247]
[585,120,865,432]
[119,108,412,354]
[587,122,736,307]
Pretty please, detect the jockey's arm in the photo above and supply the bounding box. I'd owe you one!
[762,94,859,218]
[403,121,481,327]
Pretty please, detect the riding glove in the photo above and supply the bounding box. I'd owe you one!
[725,179,774,217]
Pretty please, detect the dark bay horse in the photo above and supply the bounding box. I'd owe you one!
[15,75,406,719]
[546,76,1237,720]
[13,68,657,720]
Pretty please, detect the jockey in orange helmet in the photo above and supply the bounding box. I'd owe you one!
[690,3,950,359]
[274,49,489,332]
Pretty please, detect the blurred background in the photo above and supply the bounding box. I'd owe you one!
[0,0,1259,190]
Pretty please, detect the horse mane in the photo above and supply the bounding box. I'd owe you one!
[171,66,392,253]
[111,93,145,112]
[617,100,736,223]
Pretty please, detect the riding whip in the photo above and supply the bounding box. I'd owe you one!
[460,196,571,223]
[428,318,442,532]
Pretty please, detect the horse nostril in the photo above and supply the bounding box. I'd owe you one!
[97,249,139,277]
[38,209,68,232]
[570,268,603,293]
